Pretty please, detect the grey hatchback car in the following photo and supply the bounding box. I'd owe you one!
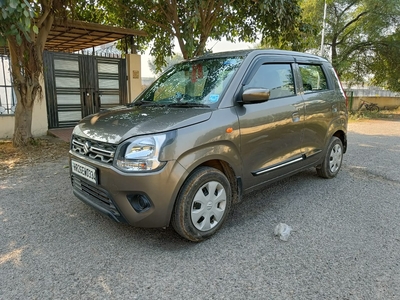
[70,49,348,241]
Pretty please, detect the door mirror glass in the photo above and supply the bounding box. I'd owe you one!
[242,88,270,103]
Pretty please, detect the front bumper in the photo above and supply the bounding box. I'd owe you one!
[70,152,187,228]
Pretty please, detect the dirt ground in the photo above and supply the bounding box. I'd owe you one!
[0,137,70,178]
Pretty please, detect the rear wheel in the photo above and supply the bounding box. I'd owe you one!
[369,105,379,113]
[171,167,232,242]
[317,136,344,179]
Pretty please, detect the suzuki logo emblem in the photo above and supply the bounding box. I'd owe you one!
[83,141,91,155]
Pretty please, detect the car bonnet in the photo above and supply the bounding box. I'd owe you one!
[72,105,213,144]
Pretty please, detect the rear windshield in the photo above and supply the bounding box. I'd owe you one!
[136,57,243,106]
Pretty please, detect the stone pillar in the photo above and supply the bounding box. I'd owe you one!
[126,54,142,102]
[32,74,48,136]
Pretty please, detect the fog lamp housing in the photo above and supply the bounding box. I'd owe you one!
[127,194,152,213]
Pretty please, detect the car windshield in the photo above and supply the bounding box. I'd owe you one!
[134,56,243,107]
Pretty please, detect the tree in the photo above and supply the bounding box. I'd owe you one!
[74,0,151,55]
[96,0,303,71]
[148,53,184,76]
[0,0,71,146]
[300,0,400,89]
[367,30,400,92]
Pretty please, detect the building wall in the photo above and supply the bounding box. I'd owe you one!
[350,96,400,111]
[0,115,14,139]
[0,76,48,140]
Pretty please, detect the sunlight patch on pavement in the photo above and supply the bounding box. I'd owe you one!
[98,276,112,295]
[0,247,26,266]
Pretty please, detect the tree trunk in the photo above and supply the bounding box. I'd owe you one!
[7,2,55,147]
[12,99,34,147]
[11,78,38,147]
[9,41,41,147]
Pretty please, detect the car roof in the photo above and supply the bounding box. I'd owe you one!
[191,49,328,63]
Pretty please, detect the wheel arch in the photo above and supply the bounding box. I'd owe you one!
[197,159,241,204]
[167,158,241,228]
[332,129,347,153]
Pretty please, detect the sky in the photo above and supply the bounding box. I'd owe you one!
[140,38,255,77]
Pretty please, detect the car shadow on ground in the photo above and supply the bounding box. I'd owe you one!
[85,168,321,248]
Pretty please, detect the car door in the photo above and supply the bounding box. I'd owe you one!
[296,60,338,164]
[236,58,306,191]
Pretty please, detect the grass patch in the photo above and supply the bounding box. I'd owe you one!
[349,107,400,121]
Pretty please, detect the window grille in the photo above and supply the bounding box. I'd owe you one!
[0,54,16,115]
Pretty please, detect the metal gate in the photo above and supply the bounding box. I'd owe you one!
[44,51,127,128]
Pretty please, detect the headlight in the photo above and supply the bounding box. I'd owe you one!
[116,134,167,172]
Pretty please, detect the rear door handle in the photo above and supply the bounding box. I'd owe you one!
[292,112,300,122]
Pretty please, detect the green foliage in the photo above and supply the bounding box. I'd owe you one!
[300,0,400,91]
[72,0,151,55]
[92,0,303,71]
[148,54,184,76]
[368,30,400,92]
[72,0,107,24]
[0,0,35,46]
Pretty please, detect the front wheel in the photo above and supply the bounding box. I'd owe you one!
[171,167,232,242]
[316,137,344,179]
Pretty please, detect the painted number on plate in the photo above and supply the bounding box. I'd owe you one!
[72,160,97,184]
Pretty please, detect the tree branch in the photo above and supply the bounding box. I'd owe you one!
[138,15,173,34]
[336,11,369,38]
[338,1,358,19]
[37,12,54,53]
[169,0,189,58]
[7,38,25,84]
[37,2,51,28]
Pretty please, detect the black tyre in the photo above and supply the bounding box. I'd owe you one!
[316,137,344,179]
[370,105,379,113]
[171,167,232,242]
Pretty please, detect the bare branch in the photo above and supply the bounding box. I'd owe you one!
[36,0,53,26]
[7,39,25,84]
[337,11,369,38]
[36,12,54,53]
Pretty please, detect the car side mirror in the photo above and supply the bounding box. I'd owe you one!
[241,88,270,104]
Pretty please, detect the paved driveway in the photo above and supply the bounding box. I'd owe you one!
[1,120,399,299]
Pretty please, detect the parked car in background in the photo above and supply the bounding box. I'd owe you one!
[69,49,348,241]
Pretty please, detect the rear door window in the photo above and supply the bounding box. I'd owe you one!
[298,64,329,93]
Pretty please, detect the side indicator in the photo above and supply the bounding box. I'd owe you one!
[226,127,233,133]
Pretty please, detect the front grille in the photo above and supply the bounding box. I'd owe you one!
[71,175,121,217]
[71,135,116,164]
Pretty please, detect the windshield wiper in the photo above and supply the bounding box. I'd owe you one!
[167,102,210,108]
[128,101,166,107]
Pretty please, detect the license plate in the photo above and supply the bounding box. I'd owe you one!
[71,160,97,184]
